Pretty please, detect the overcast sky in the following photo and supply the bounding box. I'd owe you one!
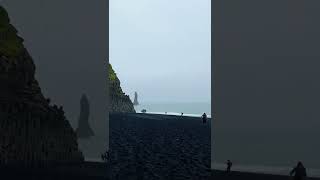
[110,0,211,103]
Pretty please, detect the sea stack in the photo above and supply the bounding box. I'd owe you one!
[133,92,139,106]
[76,94,95,138]
[0,6,84,166]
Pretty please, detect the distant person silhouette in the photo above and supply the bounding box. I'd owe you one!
[202,113,207,123]
[290,162,307,180]
[101,153,107,162]
[226,160,232,173]
[181,112,184,116]
[101,150,109,163]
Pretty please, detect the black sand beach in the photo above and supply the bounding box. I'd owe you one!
[108,113,211,180]
[3,113,320,180]
[108,113,320,180]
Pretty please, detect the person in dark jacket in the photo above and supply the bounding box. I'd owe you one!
[290,161,307,180]
[202,113,207,123]
[226,160,233,173]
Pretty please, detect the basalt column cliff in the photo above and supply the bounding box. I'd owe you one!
[0,6,84,166]
[109,63,135,113]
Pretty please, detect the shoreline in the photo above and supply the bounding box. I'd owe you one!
[137,111,212,118]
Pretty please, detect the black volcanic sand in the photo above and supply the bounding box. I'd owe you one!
[2,113,320,180]
[108,113,212,180]
[108,113,320,180]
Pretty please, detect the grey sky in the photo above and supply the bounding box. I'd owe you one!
[110,0,211,103]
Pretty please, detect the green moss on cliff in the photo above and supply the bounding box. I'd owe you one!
[0,6,24,57]
[109,63,117,82]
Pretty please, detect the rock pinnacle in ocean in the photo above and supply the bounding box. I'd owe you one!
[76,94,95,138]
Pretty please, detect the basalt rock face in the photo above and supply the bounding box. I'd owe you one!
[109,63,135,113]
[0,6,84,166]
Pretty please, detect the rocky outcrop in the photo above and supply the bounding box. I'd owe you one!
[0,6,84,167]
[76,94,95,138]
[109,63,135,113]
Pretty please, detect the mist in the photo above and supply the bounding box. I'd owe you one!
[110,0,211,103]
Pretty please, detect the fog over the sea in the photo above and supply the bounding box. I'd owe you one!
[110,0,211,103]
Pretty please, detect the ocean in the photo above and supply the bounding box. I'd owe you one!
[134,102,211,118]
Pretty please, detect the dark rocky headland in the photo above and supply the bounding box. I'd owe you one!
[0,6,113,179]
[0,6,84,167]
[109,63,135,113]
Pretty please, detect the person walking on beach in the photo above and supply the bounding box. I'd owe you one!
[202,113,207,123]
[226,160,232,173]
[101,150,110,163]
[290,161,307,180]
